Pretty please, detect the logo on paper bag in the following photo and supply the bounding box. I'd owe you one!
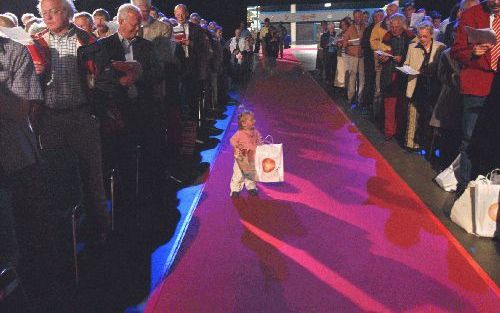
[488,202,498,222]
[262,158,276,173]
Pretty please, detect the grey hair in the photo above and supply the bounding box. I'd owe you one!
[74,12,94,25]
[117,4,141,21]
[389,13,407,25]
[37,0,76,20]
[417,21,434,35]
[130,0,151,7]
[0,15,16,28]
[3,13,19,27]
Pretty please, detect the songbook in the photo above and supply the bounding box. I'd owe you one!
[410,13,425,28]
[348,38,360,46]
[0,26,34,45]
[174,32,186,43]
[396,65,420,75]
[465,26,497,45]
[375,50,394,58]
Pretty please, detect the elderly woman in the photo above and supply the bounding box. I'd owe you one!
[404,21,446,151]
[379,13,415,140]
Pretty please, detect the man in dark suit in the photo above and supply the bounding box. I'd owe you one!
[172,4,212,173]
[173,3,210,122]
[79,3,162,213]
[451,0,499,195]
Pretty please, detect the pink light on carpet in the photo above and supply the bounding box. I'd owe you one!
[240,220,392,313]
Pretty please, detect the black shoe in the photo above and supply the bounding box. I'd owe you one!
[230,191,240,198]
[248,189,259,196]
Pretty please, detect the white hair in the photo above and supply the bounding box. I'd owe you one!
[74,12,94,25]
[118,4,141,21]
[130,0,151,7]
[389,13,407,25]
[4,12,19,26]
[417,21,434,35]
[37,0,76,20]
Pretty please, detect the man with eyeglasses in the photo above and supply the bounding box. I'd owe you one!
[32,0,109,242]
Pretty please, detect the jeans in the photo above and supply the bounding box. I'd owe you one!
[457,95,487,191]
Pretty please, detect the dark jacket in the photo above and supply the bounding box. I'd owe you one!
[77,33,160,121]
[320,32,337,53]
[175,22,210,81]
[380,30,415,92]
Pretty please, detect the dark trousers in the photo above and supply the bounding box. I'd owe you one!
[179,77,202,122]
[457,95,487,191]
[38,107,108,231]
[0,186,17,268]
[324,51,338,82]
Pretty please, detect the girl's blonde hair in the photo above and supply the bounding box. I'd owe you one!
[237,110,254,129]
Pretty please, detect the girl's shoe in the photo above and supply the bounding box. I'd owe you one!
[248,189,259,196]
[230,191,240,198]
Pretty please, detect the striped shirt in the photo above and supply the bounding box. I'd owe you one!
[44,26,86,109]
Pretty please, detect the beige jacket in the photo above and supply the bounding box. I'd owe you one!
[404,40,446,98]
[343,23,366,57]
[369,22,390,52]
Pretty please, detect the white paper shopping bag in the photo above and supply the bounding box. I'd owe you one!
[473,170,499,237]
[255,142,284,183]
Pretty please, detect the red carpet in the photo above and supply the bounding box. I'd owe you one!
[145,51,499,312]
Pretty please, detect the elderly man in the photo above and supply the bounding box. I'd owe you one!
[132,0,172,40]
[379,13,414,140]
[342,9,367,106]
[172,4,211,170]
[452,0,500,196]
[74,11,95,34]
[0,36,43,274]
[32,0,109,240]
[79,3,163,215]
[92,8,114,39]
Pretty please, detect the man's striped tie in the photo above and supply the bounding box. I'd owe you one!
[491,14,500,71]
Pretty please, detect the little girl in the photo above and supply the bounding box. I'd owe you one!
[229,110,262,197]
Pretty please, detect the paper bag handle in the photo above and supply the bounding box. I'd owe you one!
[486,168,500,183]
[263,135,274,144]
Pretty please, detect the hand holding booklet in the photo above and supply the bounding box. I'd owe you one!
[375,50,394,58]
[465,26,497,45]
[396,65,420,75]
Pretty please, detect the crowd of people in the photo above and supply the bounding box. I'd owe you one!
[316,0,499,198]
[0,0,284,310]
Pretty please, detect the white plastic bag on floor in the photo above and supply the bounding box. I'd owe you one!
[435,154,460,192]
[255,136,284,183]
[451,170,499,237]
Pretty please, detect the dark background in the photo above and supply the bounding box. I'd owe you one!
[1,0,458,37]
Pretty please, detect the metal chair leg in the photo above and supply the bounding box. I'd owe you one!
[71,204,82,286]
[110,169,117,231]
[135,145,141,201]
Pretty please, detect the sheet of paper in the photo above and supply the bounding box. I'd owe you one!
[0,26,33,45]
[465,26,497,45]
[375,50,394,58]
[348,38,360,46]
[396,65,420,75]
[410,13,425,28]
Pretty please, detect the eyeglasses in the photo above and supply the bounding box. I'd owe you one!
[41,8,64,18]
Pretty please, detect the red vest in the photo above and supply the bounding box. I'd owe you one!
[451,2,495,97]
